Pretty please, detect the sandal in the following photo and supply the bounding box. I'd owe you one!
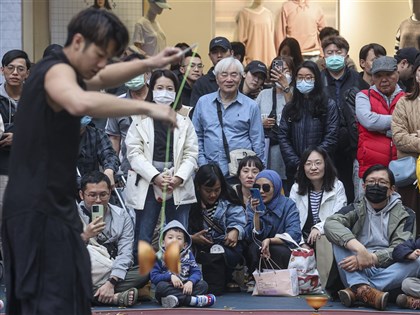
[117,287,139,307]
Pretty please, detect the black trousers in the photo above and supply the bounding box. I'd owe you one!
[155,280,208,306]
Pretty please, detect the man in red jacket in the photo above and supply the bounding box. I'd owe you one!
[354,56,404,201]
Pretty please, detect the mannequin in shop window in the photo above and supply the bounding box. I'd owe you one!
[395,0,420,51]
[235,0,276,66]
[133,0,170,57]
[275,0,326,61]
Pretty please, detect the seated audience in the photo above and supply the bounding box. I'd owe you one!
[289,146,346,286]
[324,165,418,311]
[151,220,215,308]
[79,171,148,307]
[234,155,264,208]
[245,170,301,292]
[188,164,246,292]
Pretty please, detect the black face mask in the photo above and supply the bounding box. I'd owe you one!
[365,184,388,204]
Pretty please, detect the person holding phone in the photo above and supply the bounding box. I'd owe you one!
[256,56,294,193]
[244,169,301,292]
[79,171,149,307]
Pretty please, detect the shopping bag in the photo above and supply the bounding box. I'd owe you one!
[252,258,299,296]
[276,233,323,294]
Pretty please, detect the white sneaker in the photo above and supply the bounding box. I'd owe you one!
[161,295,179,308]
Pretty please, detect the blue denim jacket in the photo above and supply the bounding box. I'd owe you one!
[245,195,302,245]
[192,90,265,176]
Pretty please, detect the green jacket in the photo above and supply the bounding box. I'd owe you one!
[324,197,415,267]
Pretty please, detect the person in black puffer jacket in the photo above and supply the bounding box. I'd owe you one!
[279,60,339,193]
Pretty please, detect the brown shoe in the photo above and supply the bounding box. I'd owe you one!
[338,288,356,307]
[356,285,388,310]
[396,294,420,309]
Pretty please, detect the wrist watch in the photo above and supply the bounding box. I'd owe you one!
[283,86,291,93]
[107,277,118,286]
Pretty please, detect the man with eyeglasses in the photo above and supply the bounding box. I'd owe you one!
[178,50,203,108]
[79,171,148,307]
[0,49,30,253]
[324,164,418,311]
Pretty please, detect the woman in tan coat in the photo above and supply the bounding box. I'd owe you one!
[391,56,420,234]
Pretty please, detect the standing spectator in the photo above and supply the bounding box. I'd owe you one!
[178,51,204,107]
[355,56,404,200]
[358,43,387,90]
[231,41,246,64]
[277,37,304,71]
[391,55,420,234]
[394,47,419,92]
[320,35,362,203]
[279,60,339,191]
[256,56,294,185]
[192,57,265,177]
[324,165,418,311]
[125,69,198,245]
[0,49,30,251]
[190,36,232,107]
[239,60,267,100]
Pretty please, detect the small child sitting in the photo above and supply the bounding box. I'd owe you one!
[150,220,216,308]
[392,238,420,310]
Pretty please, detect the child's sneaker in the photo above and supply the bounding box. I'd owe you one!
[161,295,179,308]
[196,294,216,307]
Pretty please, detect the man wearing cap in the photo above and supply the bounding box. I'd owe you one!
[133,0,171,56]
[394,47,419,92]
[239,60,267,100]
[354,56,404,197]
[189,36,233,107]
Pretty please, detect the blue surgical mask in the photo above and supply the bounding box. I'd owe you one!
[325,55,345,72]
[296,80,314,94]
[125,74,146,91]
[80,116,92,127]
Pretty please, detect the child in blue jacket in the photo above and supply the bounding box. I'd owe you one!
[150,220,216,308]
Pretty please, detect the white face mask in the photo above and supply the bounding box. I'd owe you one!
[285,73,292,85]
[153,90,176,105]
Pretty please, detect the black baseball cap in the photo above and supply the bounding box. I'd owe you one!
[209,37,231,52]
[245,60,268,79]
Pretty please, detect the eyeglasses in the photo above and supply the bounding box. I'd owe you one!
[84,192,110,200]
[253,183,271,193]
[182,63,204,69]
[4,65,27,74]
[219,72,240,79]
[296,75,315,83]
[365,179,390,187]
[304,160,324,168]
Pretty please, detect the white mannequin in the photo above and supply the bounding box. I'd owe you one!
[249,0,263,10]
[132,1,168,56]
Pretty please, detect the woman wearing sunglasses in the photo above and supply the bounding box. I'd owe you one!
[289,146,346,287]
[244,169,301,292]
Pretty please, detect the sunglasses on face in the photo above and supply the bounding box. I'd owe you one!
[253,183,271,193]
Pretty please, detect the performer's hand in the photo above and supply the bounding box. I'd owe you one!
[146,47,183,69]
[146,103,177,129]
[0,133,13,147]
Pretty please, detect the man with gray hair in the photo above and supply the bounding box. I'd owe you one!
[192,57,265,177]
[354,56,404,200]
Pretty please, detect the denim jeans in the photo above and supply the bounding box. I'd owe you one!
[134,186,191,245]
[333,244,420,291]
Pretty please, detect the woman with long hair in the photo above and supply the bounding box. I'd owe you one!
[188,164,246,293]
[278,37,304,70]
[279,60,339,190]
[92,0,112,10]
[125,69,198,247]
